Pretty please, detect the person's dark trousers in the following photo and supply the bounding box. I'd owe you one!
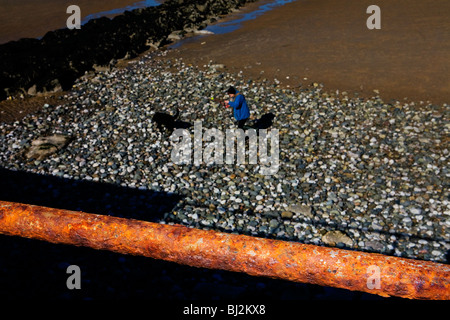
[237,119,248,129]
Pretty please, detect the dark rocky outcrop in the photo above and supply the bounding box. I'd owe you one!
[0,0,257,101]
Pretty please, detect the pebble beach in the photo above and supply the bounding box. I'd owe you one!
[1,49,448,265]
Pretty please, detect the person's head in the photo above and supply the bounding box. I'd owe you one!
[226,86,237,98]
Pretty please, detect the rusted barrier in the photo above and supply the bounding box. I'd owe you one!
[0,200,449,299]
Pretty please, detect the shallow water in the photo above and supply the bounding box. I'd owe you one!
[205,0,297,34]
[170,0,297,49]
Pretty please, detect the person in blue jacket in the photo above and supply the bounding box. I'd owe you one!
[225,86,250,129]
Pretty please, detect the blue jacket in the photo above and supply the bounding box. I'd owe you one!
[228,92,250,121]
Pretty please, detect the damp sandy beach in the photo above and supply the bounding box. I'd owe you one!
[166,0,450,105]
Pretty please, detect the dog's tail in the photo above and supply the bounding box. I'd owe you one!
[173,109,180,119]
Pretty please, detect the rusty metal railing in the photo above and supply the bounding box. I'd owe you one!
[0,200,449,299]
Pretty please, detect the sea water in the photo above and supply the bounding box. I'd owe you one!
[169,0,298,49]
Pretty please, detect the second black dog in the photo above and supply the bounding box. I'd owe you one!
[252,113,275,129]
[152,109,180,135]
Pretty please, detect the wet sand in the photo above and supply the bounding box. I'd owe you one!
[0,0,162,44]
[166,0,450,105]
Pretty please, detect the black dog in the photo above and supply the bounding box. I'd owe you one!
[152,109,192,135]
[252,113,275,129]
[152,109,180,135]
